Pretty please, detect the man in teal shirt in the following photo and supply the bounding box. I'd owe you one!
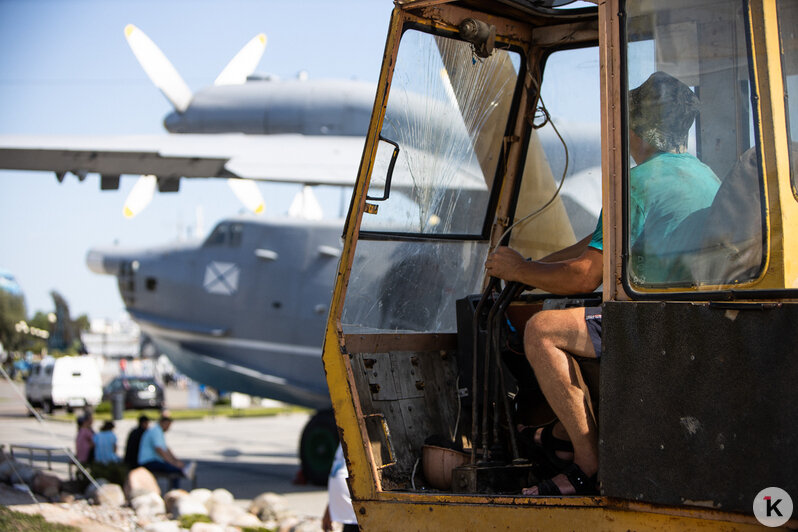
[484,71,719,496]
[138,413,196,489]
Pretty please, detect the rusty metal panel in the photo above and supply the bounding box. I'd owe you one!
[600,301,798,514]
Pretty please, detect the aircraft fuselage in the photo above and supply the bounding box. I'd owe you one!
[87,216,343,409]
[164,79,376,136]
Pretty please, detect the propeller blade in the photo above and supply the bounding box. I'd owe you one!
[214,33,267,86]
[288,186,323,220]
[124,24,193,112]
[123,175,157,218]
[227,178,265,214]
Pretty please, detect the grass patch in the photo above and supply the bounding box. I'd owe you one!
[0,506,80,532]
[179,513,212,529]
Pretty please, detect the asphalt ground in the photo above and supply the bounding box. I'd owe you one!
[0,378,328,518]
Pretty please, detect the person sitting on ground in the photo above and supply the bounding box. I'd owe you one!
[124,414,150,469]
[75,412,95,464]
[485,71,720,496]
[137,412,196,489]
[93,420,121,464]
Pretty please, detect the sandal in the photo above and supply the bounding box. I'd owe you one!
[517,422,574,468]
[522,463,597,496]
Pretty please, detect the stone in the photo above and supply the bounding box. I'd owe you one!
[174,495,209,517]
[142,521,182,532]
[125,467,161,500]
[31,471,61,499]
[249,491,294,522]
[0,458,13,483]
[84,478,108,499]
[230,512,263,528]
[288,518,324,532]
[208,501,245,525]
[94,482,125,507]
[163,489,189,514]
[206,487,234,510]
[0,460,37,484]
[189,523,224,532]
[278,517,300,532]
[131,491,166,519]
[189,487,213,506]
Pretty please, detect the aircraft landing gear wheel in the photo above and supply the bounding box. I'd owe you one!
[43,399,53,414]
[299,409,339,486]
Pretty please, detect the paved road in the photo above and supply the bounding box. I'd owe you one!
[0,378,328,518]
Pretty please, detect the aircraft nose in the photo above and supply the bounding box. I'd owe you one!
[163,111,184,133]
[86,248,131,276]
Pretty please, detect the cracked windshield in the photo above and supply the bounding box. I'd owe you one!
[343,29,521,333]
[362,29,520,235]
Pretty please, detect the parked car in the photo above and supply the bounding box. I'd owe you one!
[103,376,164,410]
[26,356,103,414]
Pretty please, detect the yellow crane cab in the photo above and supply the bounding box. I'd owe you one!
[322,0,798,529]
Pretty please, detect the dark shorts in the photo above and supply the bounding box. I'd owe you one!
[584,306,602,357]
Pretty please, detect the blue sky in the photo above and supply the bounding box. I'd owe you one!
[0,0,393,319]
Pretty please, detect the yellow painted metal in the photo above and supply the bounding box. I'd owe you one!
[322,6,408,502]
[623,0,798,296]
[599,0,625,302]
[352,498,784,532]
[322,0,798,530]
[753,0,798,290]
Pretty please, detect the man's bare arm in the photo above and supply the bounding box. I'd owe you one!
[155,447,185,469]
[485,244,602,295]
[538,234,595,263]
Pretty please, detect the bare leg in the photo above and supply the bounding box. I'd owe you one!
[521,307,598,495]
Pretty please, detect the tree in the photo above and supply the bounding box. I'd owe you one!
[74,314,91,332]
[0,290,27,351]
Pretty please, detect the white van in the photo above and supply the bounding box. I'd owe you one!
[25,356,103,413]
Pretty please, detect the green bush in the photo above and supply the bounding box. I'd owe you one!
[179,514,213,529]
[88,462,128,485]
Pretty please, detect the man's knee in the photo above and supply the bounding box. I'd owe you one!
[523,310,559,363]
[524,309,558,344]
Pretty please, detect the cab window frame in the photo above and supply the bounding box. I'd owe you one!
[616,0,785,301]
[357,22,528,243]
[775,0,798,201]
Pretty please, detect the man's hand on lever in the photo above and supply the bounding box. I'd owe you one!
[485,246,528,283]
[485,237,602,296]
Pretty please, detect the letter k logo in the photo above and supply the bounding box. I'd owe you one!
[765,496,783,517]
[755,488,792,526]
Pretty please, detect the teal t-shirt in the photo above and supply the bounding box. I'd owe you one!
[138,424,167,464]
[93,431,119,464]
[586,152,720,283]
[630,152,720,283]
[588,211,603,251]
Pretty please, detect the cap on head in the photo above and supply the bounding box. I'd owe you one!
[629,71,700,153]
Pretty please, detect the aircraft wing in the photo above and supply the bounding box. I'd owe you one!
[0,134,365,186]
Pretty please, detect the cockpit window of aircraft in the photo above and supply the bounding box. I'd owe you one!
[362,28,521,236]
[623,0,767,292]
[342,28,523,334]
[778,0,798,198]
[508,45,601,262]
[203,222,244,248]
